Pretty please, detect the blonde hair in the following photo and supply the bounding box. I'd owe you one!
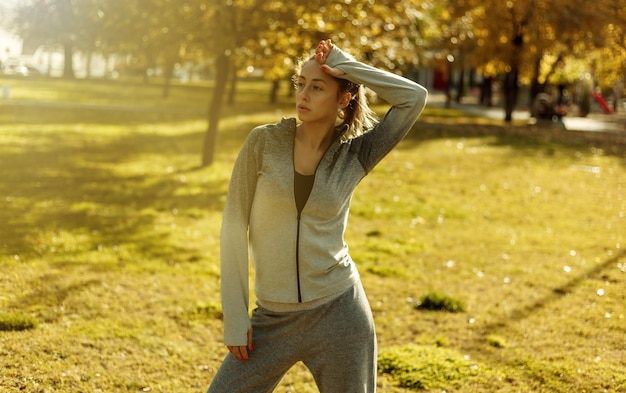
[294,56,378,142]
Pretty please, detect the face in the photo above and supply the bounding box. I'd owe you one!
[295,60,349,125]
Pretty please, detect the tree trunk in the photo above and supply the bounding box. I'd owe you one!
[445,62,454,108]
[227,64,237,105]
[287,79,294,98]
[103,53,110,79]
[456,68,465,104]
[162,58,175,99]
[62,42,75,79]
[529,55,542,108]
[503,33,523,122]
[202,53,230,167]
[480,75,493,107]
[503,69,519,122]
[85,51,92,79]
[269,79,280,104]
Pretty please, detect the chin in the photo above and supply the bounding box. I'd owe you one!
[296,112,311,122]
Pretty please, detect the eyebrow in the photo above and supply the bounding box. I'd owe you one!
[298,76,328,84]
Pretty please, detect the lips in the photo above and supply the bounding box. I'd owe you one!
[297,105,310,112]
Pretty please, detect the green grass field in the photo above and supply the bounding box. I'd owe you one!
[1,76,625,392]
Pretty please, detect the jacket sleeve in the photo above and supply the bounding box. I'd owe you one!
[325,46,428,173]
[219,129,261,346]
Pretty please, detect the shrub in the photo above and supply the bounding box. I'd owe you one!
[378,345,480,390]
[486,334,507,348]
[415,291,465,313]
[183,302,223,320]
[366,265,404,277]
[0,313,38,331]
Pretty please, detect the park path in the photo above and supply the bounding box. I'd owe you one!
[427,92,626,134]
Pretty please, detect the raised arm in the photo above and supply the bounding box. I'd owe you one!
[319,39,428,172]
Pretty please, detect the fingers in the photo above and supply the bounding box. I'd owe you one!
[228,345,249,361]
[227,328,254,361]
[316,39,345,77]
[315,39,333,64]
[315,48,325,64]
[320,65,346,78]
[321,39,332,55]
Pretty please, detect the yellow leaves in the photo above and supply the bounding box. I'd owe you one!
[440,0,624,86]
[480,62,500,77]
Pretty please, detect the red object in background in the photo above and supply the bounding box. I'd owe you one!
[432,68,447,91]
[591,91,613,114]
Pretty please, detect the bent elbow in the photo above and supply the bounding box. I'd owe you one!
[411,85,428,119]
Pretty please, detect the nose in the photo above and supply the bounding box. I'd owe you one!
[298,85,310,101]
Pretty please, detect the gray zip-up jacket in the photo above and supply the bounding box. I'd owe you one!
[220,46,428,345]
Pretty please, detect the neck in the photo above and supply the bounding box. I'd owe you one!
[297,122,336,151]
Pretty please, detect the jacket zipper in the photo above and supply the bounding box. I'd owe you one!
[295,211,303,302]
[293,134,337,303]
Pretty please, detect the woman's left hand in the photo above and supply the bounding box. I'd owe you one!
[315,39,345,77]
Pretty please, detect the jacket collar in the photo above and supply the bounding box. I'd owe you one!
[281,118,349,142]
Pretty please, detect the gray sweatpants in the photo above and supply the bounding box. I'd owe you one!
[206,281,377,393]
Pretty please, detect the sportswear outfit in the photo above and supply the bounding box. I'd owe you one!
[208,45,427,393]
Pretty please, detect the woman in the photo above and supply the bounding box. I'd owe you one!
[208,39,427,393]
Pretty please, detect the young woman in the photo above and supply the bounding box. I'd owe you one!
[208,39,428,393]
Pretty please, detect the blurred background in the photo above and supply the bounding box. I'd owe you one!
[0,0,624,121]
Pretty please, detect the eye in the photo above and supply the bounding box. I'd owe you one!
[313,85,323,91]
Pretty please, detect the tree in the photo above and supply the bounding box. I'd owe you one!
[200,0,265,167]
[592,0,626,101]
[13,0,89,79]
[11,0,430,166]
[442,0,621,121]
[200,0,430,166]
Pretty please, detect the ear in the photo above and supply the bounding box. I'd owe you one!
[339,92,352,109]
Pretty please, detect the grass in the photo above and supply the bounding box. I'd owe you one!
[0,75,625,392]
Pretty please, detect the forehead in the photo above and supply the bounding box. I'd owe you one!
[298,60,337,85]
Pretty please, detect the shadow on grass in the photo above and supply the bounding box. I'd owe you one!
[3,107,623,266]
[0,95,297,269]
[0,76,294,126]
[462,248,626,390]
[480,248,626,335]
[0,124,223,264]
[0,101,282,325]
[0,103,206,125]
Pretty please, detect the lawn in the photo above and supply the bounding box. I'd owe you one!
[0,76,625,392]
